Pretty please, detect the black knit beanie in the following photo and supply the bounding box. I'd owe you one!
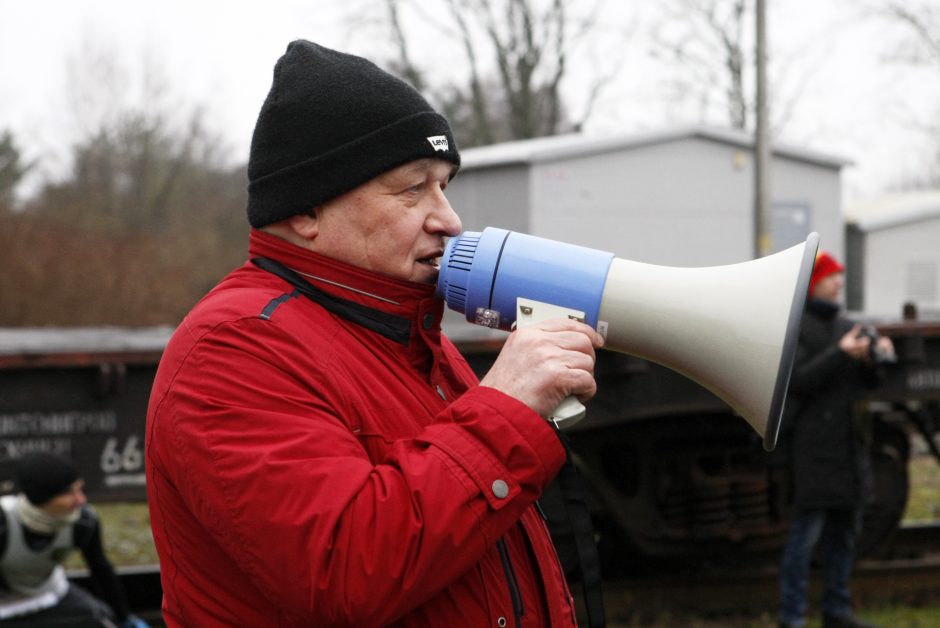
[247,40,461,228]
[16,452,79,506]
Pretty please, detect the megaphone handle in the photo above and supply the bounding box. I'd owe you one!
[551,396,586,430]
[514,297,590,430]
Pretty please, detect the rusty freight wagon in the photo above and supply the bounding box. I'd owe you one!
[1,318,939,572]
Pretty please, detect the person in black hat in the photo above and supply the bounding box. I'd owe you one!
[0,452,147,628]
[146,40,602,627]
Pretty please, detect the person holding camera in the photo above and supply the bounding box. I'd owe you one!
[0,452,148,628]
[777,251,894,628]
[145,40,602,627]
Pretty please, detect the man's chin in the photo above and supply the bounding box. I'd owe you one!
[412,263,440,284]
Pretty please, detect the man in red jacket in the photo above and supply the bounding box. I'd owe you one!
[146,40,603,627]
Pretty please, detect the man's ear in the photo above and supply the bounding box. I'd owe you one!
[287,210,319,242]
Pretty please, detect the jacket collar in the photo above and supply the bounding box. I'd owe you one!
[248,229,445,365]
[806,297,840,321]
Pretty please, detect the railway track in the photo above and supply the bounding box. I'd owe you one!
[595,556,940,621]
[588,522,940,623]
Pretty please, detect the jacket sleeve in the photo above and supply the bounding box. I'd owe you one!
[74,509,130,622]
[787,321,887,399]
[150,317,566,625]
[786,337,851,398]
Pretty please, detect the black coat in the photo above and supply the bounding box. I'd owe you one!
[779,299,880,511]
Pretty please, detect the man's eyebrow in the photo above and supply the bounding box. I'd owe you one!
[383,162,428,180]
[379,160,453,186]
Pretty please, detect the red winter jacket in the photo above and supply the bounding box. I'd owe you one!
[145,230,577,627]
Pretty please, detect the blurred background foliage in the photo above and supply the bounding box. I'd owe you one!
[0,100,247,326]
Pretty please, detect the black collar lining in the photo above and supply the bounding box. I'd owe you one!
[252,257,412,345]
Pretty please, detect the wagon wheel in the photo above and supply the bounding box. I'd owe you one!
[857,422,910,558]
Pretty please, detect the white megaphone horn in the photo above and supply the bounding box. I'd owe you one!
[437,227,819,451]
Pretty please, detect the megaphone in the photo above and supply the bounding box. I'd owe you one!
[437,227,819,451]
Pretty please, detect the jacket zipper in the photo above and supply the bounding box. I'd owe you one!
[497,538,524,628]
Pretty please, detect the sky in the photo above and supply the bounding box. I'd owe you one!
[1,0,938,205]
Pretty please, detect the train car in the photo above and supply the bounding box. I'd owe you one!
[1,318,938,572]
[0,327,172,501]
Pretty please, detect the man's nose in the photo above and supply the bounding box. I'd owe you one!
[428,194,462,237]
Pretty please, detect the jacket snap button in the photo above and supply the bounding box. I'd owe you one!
[422,313,434,329]
[492,479,509,499]
[497,617,507,627]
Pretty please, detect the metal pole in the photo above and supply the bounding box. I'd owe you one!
[754,0,772,257]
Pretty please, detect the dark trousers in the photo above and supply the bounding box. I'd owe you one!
[778,506,863,625]
[2,584,117,627]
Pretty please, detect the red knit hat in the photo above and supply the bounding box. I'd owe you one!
[809,251,844,294]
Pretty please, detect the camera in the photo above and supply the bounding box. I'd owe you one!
[856,325,897,365]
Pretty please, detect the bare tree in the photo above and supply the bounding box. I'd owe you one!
[0,129,31,213]
[365,0,623,147]
[872,0,940,187]
[879,1,940,67]
[649,0,749,130]
[644,0,833,142]
[53,39,234,233]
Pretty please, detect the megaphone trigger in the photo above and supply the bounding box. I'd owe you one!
[515,298,585,327]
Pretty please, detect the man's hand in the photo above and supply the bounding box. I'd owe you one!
[480,318,604,418]
[875,334,896,361]
[838,324,870,362]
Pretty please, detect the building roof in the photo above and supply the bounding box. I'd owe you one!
[845,189,940,231]
[459,125,852,171]
[0,323,507,365]
[0,326,174,356]
[0,326,175,368]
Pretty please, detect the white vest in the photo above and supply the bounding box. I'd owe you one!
[0,494,73,618]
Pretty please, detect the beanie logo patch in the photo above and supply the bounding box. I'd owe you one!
[427,136,449,152]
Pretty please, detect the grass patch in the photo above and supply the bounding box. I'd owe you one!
[65,502,157,570]
[904,452,940,523]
